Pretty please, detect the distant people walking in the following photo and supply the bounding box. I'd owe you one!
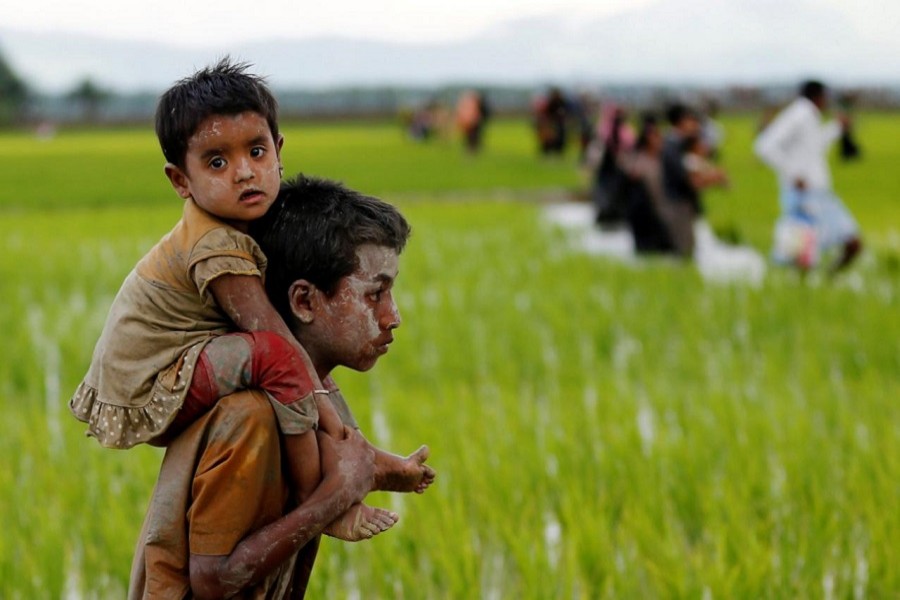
[456,90,491,153]
[620,114,676,254]
[660,103,704,257]
[836,93,862,161]
[699,98,725,160]
[534,87,569,155]
[592,103,635,226]
[754,80,862,272]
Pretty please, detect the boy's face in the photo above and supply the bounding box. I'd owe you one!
[298,244,402,375]
[165,111,283,231]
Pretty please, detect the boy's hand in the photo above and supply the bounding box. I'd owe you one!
[319,426,376,503]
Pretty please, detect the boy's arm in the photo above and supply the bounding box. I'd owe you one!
[189,427,374,599]
[207,273,344,433]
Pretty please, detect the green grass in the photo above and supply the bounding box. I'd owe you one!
[1,115,898,598]
[0,118,580,211]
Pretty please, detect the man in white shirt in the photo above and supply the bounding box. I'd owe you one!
[754,80,862,272]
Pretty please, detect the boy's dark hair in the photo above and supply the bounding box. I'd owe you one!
[800,80,826,102]
[155,57,279,169]
[252,174,412,321]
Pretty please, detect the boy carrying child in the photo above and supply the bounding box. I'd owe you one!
[67,59,433,597]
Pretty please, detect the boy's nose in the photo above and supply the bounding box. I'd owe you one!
[382,302,401,330]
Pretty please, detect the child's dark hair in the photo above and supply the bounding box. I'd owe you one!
[155,57,279,169]
[251,174,411,321]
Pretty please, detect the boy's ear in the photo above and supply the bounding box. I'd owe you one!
[288,279,317,324]
[164,163,192,199]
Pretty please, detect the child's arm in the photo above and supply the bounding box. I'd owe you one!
[207,273,344,435]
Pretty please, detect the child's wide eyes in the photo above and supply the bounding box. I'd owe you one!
[250,146,266,158]
[209,157,226,170]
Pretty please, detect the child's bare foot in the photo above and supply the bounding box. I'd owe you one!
[375,445,436,494]
[323,503,398,542]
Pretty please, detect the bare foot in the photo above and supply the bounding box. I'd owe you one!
[375,445,436,494]
[323,503,398,542]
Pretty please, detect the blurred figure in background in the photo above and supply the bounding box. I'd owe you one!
[660,103,704,257]
[620,113,677,254]
[570,91,596,163]
[407,98,442,142]
[534,86,569,155]
[699,98,724,160]
[456,89,491,154]
[754,80,862,273]
[837,92,862,161]
[682,134,729,190]
[592,103,635,227]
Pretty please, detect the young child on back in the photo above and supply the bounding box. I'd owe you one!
[69,59,434,541]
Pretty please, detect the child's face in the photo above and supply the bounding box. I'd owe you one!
[165,111,283,230]
[304,244,402,374]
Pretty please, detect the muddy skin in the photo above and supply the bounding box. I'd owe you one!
[323,503,399,541]
[293,244,437,504]
[374,445,436,493]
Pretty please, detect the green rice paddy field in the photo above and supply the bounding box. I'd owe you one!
[1,115,898,598]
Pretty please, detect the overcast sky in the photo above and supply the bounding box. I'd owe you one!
[3,0,894,47]
[4,0,650,46]
[3,0,898,92]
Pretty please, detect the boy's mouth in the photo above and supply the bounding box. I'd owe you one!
[375,336,394,355]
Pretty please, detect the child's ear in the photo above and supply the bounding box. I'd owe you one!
[164,163,192,199]
[275,134,285,174]
[288,279,317,324]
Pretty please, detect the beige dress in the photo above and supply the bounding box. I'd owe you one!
[70,199,282,448]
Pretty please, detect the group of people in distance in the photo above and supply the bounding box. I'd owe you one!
[403,90,492,154]
[69,59,435,597]
[589,100,728,259]
[585,79,862,274]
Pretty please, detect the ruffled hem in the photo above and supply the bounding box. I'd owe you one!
[69,343,206,449]
[69,383,184,448]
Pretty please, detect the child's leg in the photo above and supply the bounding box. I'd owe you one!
[240,334,435,496]
[177,332,397,540]
[284,428,397,541]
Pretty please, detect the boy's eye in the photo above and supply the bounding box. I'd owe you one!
[250,146,266,158]
[209,157,226,169]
